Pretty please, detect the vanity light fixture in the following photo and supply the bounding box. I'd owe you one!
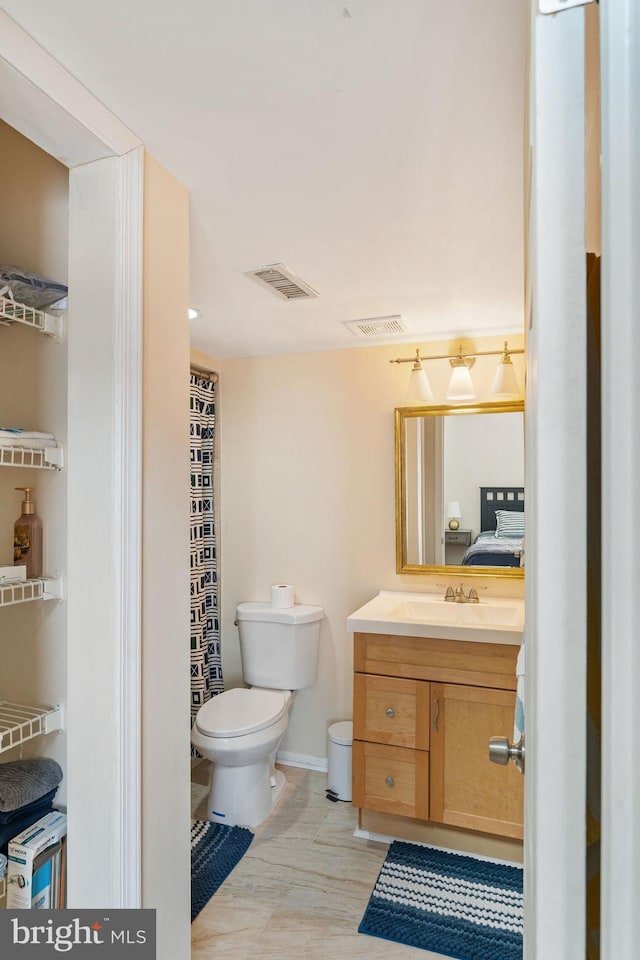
[446,346,476,401]
[404,350,433,403]
[490,341,521,399]
[389,340,524,404]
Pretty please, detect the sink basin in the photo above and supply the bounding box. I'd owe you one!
[388,598,522,627]
[347,591,524,644]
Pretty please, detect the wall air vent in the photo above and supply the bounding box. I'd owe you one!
[243,263,318,301]
[342,315,408,337]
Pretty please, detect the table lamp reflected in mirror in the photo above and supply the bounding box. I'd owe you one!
[447,501,462,531]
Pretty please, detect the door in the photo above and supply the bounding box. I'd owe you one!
[430,683,523,840]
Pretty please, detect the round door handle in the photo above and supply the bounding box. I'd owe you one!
[385,776,394,787]
[489,735,525,774]
[385,708,395,718]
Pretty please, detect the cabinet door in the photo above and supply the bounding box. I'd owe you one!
[429,683,524,839]
[352,740,429,819]
[354,674,429,748]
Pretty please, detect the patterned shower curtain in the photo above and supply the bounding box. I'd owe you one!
[190,373,223,752]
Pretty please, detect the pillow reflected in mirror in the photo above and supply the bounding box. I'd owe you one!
[495,510,525,539]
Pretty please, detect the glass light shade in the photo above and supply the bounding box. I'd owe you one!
[405,363,434,403]
[446,362,476,401]
[491,357,520,398]
[447,501,462,519]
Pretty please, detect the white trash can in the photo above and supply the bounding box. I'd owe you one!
[327,720,353,801]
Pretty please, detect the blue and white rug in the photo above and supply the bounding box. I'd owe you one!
[191,819,253,922]
[359,841,523,960]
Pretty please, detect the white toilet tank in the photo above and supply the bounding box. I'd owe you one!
[236,602,323,690]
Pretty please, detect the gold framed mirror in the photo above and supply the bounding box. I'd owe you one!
[395,400,525,577]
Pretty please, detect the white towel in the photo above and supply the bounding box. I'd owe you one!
[0,430,55,439]
[0,430,56,449]
[514,638,525,742]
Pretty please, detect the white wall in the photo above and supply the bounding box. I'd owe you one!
[141,154,191,959]
[0,119,68,803]
[218,334,525,763]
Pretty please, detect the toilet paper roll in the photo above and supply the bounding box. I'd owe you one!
[271,584,295,608]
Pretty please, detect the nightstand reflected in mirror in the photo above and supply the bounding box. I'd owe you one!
[444,528,472,565]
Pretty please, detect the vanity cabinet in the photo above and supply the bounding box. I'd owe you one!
[429,683,523,838]
[352,632,523,840]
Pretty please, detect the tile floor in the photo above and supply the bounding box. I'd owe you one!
[191,761,443,959]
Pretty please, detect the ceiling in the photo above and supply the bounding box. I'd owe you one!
[1,0,527,359]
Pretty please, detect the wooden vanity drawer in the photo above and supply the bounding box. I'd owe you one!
[354,674,429,749]
[352,740,429,820]
[354,633,518,690]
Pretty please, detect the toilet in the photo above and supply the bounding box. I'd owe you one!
[191,600,323,828]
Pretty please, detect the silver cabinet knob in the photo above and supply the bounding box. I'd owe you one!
[489,735,525,774]
[385,707,395,718]
[385,776,394,787]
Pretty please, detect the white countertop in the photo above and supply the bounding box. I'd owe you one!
[347,590,524,646]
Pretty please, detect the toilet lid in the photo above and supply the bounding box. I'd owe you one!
[195,687,288,738]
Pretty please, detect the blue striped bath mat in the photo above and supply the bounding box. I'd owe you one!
[359,841,523,960]
[191,819,253,922]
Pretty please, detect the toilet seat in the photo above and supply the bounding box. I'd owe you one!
[195,687,288,739]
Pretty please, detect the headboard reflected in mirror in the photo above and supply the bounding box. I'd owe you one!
[395,400,525,577]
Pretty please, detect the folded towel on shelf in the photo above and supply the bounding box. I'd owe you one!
[514,638,525,742]
[0,267,68,310]
[0,759,63,812]
[0,438,57,450]
[0,430,56,450]
[0,430,55,438]
[0,787,58,826]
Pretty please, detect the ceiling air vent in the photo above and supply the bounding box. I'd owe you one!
[342,315,408,337]
[244,263,318,301]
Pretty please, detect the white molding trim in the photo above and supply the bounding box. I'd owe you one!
[276,751,328,772]
[600,1,640,956]
[352,828,397,845]
[114,146,144,908]
[0,10,140,164]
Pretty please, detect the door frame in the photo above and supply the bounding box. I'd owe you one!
[600,1,640,956]
[0,10,144,908]
[525,3,587,957]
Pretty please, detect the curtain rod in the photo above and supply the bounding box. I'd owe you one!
[190,363,218,383]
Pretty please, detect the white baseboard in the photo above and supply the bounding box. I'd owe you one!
[352,827,395,845]
[276,750,328,772]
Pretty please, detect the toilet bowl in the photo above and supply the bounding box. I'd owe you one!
[191,687,291,828]
[191,599,323,828]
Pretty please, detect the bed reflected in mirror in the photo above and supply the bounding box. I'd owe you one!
[395,401,525,577]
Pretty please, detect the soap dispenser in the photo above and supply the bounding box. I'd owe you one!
[14,487,43,579]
